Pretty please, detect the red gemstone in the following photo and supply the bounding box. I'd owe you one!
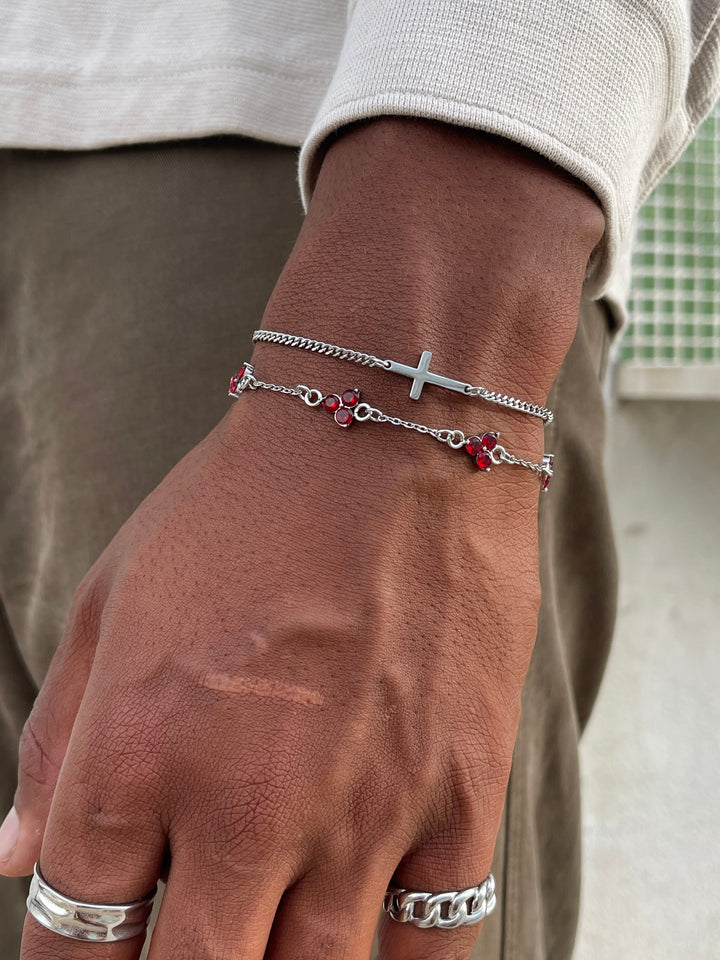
[542,475,551,491]
[229,365,246,393]
[476,451,492,470]
[335,407,354,427]
[322,394,341,412]
[465,436,484,456]
[341,388,360,407]
[481,431,499,451]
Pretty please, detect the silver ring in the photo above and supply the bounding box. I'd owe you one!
[383,873,497,929]
[27,863,156,942]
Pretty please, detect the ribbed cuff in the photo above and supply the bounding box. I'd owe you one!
[298,0,695,301]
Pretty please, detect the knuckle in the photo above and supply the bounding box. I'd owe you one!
[423,736,513,840]
[47,736,163,857]
[80,785,146,843]
[54,703,167,835]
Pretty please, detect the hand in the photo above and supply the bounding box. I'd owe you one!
[0,118,604,960]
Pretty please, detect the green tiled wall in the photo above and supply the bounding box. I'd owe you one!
[620,104,720,365]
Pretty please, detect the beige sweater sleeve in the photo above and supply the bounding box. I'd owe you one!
[298,0,720,304]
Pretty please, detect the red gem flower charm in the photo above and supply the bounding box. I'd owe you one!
[464,432,499,471]
[323,388,360,427]
[228,364,249,395]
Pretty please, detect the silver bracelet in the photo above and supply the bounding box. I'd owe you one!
[252,329,554,425]
[229,365,554,489]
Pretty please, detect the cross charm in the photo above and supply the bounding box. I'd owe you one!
[385,350,472,400]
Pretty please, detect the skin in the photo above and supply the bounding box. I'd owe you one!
[0,117,605,959]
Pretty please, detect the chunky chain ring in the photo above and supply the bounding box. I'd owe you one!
[383,874,497,929]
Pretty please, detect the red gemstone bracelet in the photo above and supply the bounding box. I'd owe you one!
[229,364,554,490]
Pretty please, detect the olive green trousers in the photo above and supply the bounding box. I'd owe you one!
[0,136,617,959]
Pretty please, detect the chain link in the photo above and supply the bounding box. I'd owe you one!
[296,384,324,406]
[252,329,386,367]
[253,329,553,424]
[383,875,497,929]
[465,386,553,423]
[355,403,466,446]
[491,443,543,475]
[230,365,552,484]
[250,379,301,398]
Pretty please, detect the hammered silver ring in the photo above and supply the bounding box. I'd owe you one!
[27,863,156,942]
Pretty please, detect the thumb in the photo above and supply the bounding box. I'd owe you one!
[0,577,102,876]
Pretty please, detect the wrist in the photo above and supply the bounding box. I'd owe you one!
[226,358,549,512]
[237,117,603,492]
[264,117,604,404]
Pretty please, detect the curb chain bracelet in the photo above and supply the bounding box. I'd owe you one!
[229,364,554,490]
[252,329,554,425]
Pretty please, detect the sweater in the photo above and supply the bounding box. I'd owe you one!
[1,1,719,328]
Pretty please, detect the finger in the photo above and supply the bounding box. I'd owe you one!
[20,697,165,959]
[145,738,299,960]
[377,805,504,960]
[146,843,289,959]
[0,575,106,877]
[263,861,391,960]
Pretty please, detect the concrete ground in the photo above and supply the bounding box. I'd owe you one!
[574,398,720,959]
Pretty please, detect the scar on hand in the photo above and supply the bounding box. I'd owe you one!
[202,673,323,707]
